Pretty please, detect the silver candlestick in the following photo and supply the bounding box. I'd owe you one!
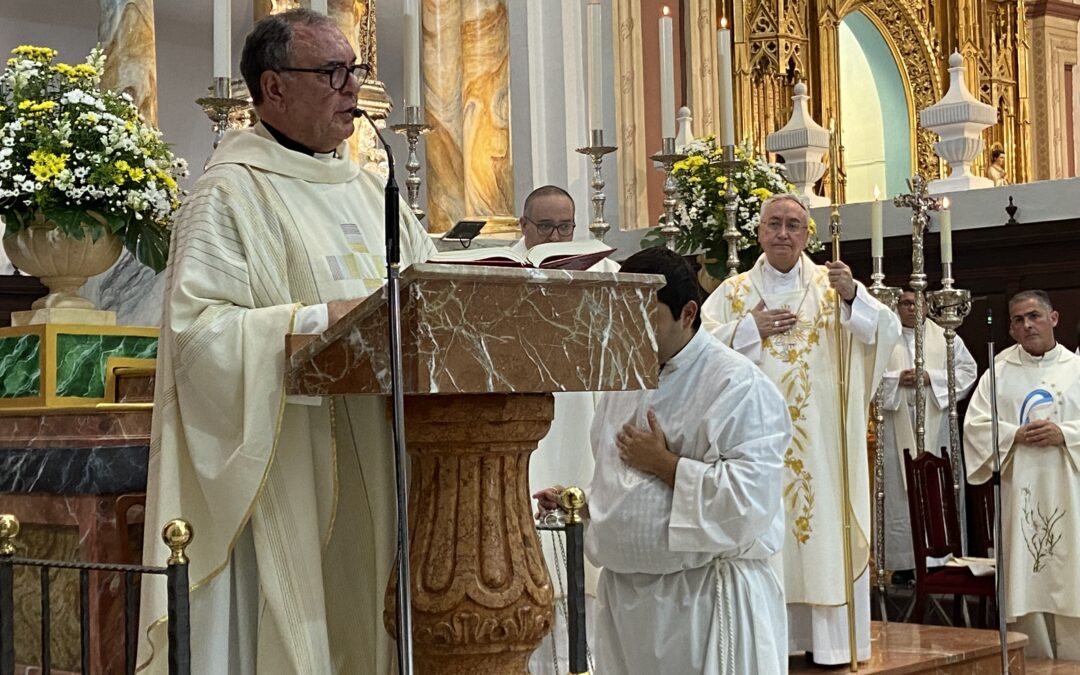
[893,176,942,460]
[927,263,972,554]
[867,257,901,622]
[714,144,741,278]
[575,129,618,241]
[389,105,431,221]
[196,77,252,152]
[651,137,687,250]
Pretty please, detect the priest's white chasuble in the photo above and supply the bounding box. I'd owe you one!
[136,123,435,674]
[700,254,900,664]
[585,329,792,674]
[964,343,1080,659]
[881,322,976,570]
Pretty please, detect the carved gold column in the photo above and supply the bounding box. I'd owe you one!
[423,0,465,233]
[611,0,649,231]
[1026,1,1079,180]
[688,0,721,137]
[98,0,158,126]
[813,4,844,202]
[461,0,515,231]
[385,394,554,674]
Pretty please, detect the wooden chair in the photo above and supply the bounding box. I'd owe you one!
[904,451,996,627]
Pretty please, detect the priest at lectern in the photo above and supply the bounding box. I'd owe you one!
[136,9,434,675]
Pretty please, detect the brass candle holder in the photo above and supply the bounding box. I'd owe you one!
[575,129,618,241]
[651,137,687,250]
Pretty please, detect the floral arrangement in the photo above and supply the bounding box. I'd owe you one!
[0,45,187,272]
[644,136,823,278]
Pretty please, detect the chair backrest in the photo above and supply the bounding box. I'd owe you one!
[967,480,996,558]
[903,450,964,573]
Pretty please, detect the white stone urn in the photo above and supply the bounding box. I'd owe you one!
[919,51,997,194]
[2,214,122,310]
[766,82,831,207]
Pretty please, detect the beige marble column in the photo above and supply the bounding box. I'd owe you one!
[461,0,514,229]
[423,0,466,233]
[98,0,158,126]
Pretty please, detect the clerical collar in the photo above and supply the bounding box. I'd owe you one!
[262,120,321,157]
[661,327,707,375]
[1018,342,1060,365]
[763,257,802,284]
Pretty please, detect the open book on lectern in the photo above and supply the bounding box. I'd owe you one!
[429,239,615,271]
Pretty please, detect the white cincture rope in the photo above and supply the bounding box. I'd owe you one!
[713,559,737,675]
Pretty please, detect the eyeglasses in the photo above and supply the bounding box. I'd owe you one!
[525,217,575,237]
[898,300,916,308]
[762,221,808,234]
[279,63,370,92]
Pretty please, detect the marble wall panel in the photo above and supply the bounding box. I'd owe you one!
[0,334,41,398]
[0,410,152,449]
[424,0,466,233]
[288,264,662,396]
[54,334,156,398]
[98,0,158,126]
[461,0,514,220]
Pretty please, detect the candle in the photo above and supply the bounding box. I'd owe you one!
[871,185,883,258]
[659,7,675,139]
[310,0,327,13]
[587,0,603,132]
[404,0,421,107]
[717,17,735,147]
[213,0,231,79]
[940,196,953,264]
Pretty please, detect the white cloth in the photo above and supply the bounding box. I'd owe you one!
[137,123,435,675]
[700,254,900,665]
[1011,612,1080,660]
[880,323,976,569]
[585,329,791,674]
[964,343,1080,643]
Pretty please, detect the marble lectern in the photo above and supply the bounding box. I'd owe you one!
[286,263,662,674]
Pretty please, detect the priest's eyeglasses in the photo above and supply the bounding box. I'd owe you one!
[762,221,808,234]
[524,217,575,236]
[279,63,370,91]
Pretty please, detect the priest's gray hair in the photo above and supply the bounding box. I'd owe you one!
[241,9,337,105]
[1008,289,1054,313]
[760,193,810,219]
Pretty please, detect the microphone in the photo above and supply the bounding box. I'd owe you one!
[353,107,399,266]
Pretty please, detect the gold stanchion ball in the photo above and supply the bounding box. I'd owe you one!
[0,514,20,556]
[162,519,194,565]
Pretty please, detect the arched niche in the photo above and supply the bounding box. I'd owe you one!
[838,10,912,200]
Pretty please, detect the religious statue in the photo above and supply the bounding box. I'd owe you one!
[988,144,1009,186]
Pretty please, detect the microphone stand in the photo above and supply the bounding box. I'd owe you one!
[986,309,1008,674]
[354,108,415,675]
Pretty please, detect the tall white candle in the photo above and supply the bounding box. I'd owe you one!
[717,17,735,147]
[404,0,422,107]
[587,0,603,132]
[213,0,231,79]
[310,0,327,13]
[659,7,675,139]
[940,197,953,264]
[871,185,883,258]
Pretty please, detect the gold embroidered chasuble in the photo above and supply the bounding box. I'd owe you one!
[700,255,900,607]
[964,344,1080,622]
[137,124,435,673]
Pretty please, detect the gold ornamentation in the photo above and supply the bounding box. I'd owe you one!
[162,518,194,566]
[0,514,19,556]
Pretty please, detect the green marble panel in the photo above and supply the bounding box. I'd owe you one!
[55,334,157,398]
[0,334,41,398]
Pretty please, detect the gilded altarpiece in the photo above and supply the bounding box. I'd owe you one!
[614,0,1031,223]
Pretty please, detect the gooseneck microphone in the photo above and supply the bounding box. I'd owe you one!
[354,107,399,265]
[352,105,413,674]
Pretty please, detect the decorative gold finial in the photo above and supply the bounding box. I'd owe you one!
[162,519,194,566]
[559,487,587,525]
[0,514,20,556]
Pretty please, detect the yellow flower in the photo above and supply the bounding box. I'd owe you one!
[807,216,817,236]
[128,167,146,183]
[18,100,33,110]
[114,159,131,172]
[751,187,772,201]
[27,150,69,183]
[11,46,57,63]
[156,171,178,191]
[715,175,728,185]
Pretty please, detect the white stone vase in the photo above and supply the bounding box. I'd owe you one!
[2,215,122,310]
